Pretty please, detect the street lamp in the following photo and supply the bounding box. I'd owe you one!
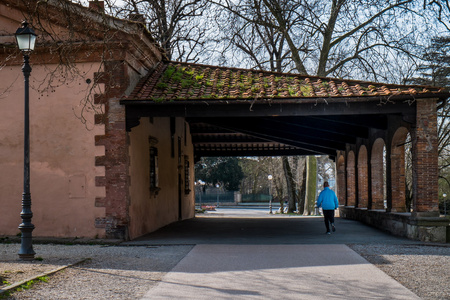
[196,180,206,208]
[15,20,37,261]
[268,175,273,214]
[216,183,220,207]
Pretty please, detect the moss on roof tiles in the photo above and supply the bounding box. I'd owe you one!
[125,61,447,102]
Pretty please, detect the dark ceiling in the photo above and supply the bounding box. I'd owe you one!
[123,97,421,159]
[188,114,389,158]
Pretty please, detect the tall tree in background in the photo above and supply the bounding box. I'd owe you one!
[116,0,211,62]
[210,0,422,82]
[195,157,244,191]
[304,156,317,215]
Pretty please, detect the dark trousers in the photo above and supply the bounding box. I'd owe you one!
[323,210,335,232]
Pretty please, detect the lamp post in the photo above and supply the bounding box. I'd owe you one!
[196,180,205,208]
[216,183,220,207]
[268,175,273,214]
[443,194,447,216]
[15,20,37,261]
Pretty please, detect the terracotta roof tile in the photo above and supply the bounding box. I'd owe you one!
[123,61,448,102]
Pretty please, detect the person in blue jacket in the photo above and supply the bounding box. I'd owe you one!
[316,181,339,234]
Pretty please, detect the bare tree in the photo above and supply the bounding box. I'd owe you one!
[116,0,211,62]
[210,0,428,82]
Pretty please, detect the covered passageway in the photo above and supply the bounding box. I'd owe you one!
[121,61,450,242]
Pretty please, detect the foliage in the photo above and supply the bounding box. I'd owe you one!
[407,36,450,87]
[195,157,244,191]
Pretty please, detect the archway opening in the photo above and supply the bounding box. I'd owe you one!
[390,127,409,212]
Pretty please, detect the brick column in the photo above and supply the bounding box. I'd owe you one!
[370,160,385,209]
[94,61,131,239]
[336,154,346,206]
[346,151,356,206]
[411,98,439,217]
[357,146,369,208]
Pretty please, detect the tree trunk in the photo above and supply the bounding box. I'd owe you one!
[298,159,307,214]
[282,156,297,213]
[304,156,317,215]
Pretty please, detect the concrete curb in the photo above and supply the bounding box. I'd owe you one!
[0,258,90,294]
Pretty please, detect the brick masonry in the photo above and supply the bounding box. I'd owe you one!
[94,60,131,239]
[390,128,407,212]
[370,138,385,209]
[340,111,440,215]
[411,98,439,216]
[346,151,356,206]
[338,98,445,241]
[357,146,369,208]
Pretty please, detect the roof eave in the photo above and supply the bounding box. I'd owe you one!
[120,93,448,106]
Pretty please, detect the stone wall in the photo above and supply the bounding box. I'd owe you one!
[340,207,449,243]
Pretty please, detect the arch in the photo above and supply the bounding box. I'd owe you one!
[357,145,369,208]
[336,154,346,206]
[390,127,409,212]
[346,151,356,206]
[371,138,386,210]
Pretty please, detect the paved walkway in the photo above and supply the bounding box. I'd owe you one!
[126,208,421,299]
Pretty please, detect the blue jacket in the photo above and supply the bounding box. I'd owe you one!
[316,187,339,210]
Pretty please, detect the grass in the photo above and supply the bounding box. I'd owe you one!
[0,276,49,299]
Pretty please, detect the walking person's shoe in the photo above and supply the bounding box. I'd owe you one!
[326,231,331,235]
[332,224,336,232]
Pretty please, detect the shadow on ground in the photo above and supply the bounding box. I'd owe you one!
[125,208,420,246]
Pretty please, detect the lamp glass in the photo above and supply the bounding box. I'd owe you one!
[15,23,37,52]
[16,34,36,51]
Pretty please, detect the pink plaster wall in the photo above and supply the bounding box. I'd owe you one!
[0,63,106,238]
[128,117,195,240]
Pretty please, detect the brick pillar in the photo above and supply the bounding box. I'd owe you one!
[411,98,439,217]
[346,151,356,206]
[370,160,385,209]
[370,138,386,210]
[336,154,346,206]
[357,146,368,208]
[94,61,131,239]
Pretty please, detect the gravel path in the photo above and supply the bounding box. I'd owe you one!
[0,244,193,299]
[1,242,449,299]
[348,244,450,300]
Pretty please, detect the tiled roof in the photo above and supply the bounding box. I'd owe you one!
[125,61,448,102]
